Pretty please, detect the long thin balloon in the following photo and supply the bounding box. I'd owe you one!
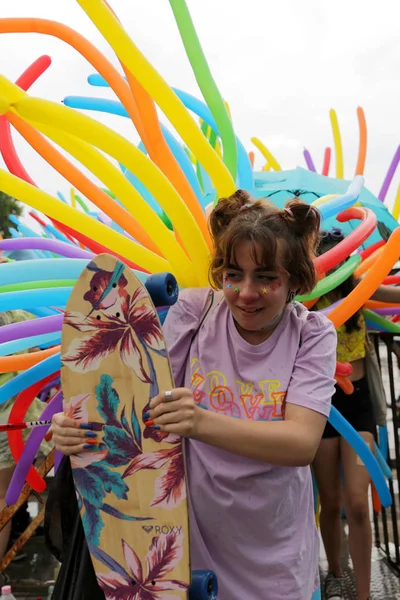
[0,55,51,179]
[168,0,237,181]
[251,137,282,171]
[6,112,161,256]
[322,147,331,176]
[327,228,400,329]
[355,107,367,176]
[76,0,236,197]
[378,145,400,202]
[392,185,400,221]
[0,237,93,259]
[0,170,173,278]
[0,315,63,345]
[63,95,203,206]
[88,76,253,192]
[329,109,344,179]
[303,149,316,172]
[1,82,206,282]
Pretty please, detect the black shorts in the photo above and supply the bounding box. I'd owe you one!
[322,376,376,439]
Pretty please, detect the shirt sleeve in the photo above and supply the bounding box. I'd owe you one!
[163,288,211,387]
[285,311,337,417]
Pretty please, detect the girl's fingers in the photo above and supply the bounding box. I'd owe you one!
[50,424,86,439]
[148,410,192,427]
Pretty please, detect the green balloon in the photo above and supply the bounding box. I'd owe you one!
[297,254,361,302]
[363,309,400,334]
[169,0,238,184]
[0,279,77,294]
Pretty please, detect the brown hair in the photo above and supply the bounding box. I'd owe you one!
[208,189,321,294]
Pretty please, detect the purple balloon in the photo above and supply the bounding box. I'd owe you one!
[0,315,63,344]
[0,238,93,260]
[303,149,317,172]
[315,298,343,315]
[378,145,400,202]
[6,391,63,506]
[374,307,400,316]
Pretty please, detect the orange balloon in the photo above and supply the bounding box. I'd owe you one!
[0,19,149,144]
[102,1,210,250]
[354,246,383,278]
[364,300,400,310]
[327,228,400,329]
[355,107,367,176]
[0,346,60,373]
[372,484,381,514]
[335,375,354,395]
[7,112,162,256]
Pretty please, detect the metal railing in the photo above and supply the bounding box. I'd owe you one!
[372,333,400,576]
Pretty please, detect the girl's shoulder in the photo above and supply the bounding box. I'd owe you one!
[289,301,337,341]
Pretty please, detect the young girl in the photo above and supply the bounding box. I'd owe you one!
[313,229,400,600]
[50,190,337,600]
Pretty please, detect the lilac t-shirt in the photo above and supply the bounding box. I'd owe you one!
[163,288,337,600]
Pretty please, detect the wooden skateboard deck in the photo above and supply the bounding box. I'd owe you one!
[60,254,191,599]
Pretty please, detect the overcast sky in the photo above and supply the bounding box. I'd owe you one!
[0,0,399,213]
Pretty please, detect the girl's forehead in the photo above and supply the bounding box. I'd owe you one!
[228,239,285,271]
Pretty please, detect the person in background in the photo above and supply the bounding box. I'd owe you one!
[312,228,400,600]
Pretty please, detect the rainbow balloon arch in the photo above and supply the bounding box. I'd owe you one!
[0,0,399,525]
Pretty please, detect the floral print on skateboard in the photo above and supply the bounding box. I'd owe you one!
[61,254,190,599]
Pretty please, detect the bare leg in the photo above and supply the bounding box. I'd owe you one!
[341,432,374,600]
[0,467,14,560]
[313,437,343,577]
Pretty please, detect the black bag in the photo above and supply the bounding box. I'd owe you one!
[44,456,105,600]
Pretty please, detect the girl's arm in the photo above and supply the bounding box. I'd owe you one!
[370,284,400,304]
[192,401,326,466]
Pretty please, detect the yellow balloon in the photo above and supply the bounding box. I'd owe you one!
[70,187,77,209]
[0,170,175,278]
[28,117,195,283]
[392,185,400,222]
[77,0,236,198]
[251,137,281,171]
[312,193,338,207]
[329,109,344,179]
[1,77,209,284]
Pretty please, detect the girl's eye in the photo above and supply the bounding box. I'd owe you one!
[225,272,240,280]
[258,275,277,281]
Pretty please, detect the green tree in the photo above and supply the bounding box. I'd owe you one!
[0,191,23,239]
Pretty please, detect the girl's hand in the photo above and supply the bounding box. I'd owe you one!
[50,412,99,455]
[145,388,203,438]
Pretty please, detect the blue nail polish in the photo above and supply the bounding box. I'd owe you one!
[85,431,97,438]
[84,443,98,450]
[143,412,150,421]
[80,423,93,430]
[152,425,160,430]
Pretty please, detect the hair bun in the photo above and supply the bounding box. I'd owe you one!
[209,189,262,240]
[282,199,321,239]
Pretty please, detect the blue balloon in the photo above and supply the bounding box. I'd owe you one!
[0,288,71,311]
[373,442,392,480]
[379,424,388,461]
[63,95,204,210]
[328,406,391,507]
[0,259,148,287]
[0,332,61,357]
[0,353,61,407]
[311,587,321,600]
[86,74,254,192]
[26,307,61,318]
[318,176,363,221]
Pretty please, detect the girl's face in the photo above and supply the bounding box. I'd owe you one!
[223,240,292,343]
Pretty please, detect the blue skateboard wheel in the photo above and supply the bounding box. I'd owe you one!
[145,272,178,307]
[189,570,218,599]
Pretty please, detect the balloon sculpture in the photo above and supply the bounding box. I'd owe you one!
[0,0,399,531]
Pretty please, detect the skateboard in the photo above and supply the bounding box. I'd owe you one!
[61,254,217,600]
